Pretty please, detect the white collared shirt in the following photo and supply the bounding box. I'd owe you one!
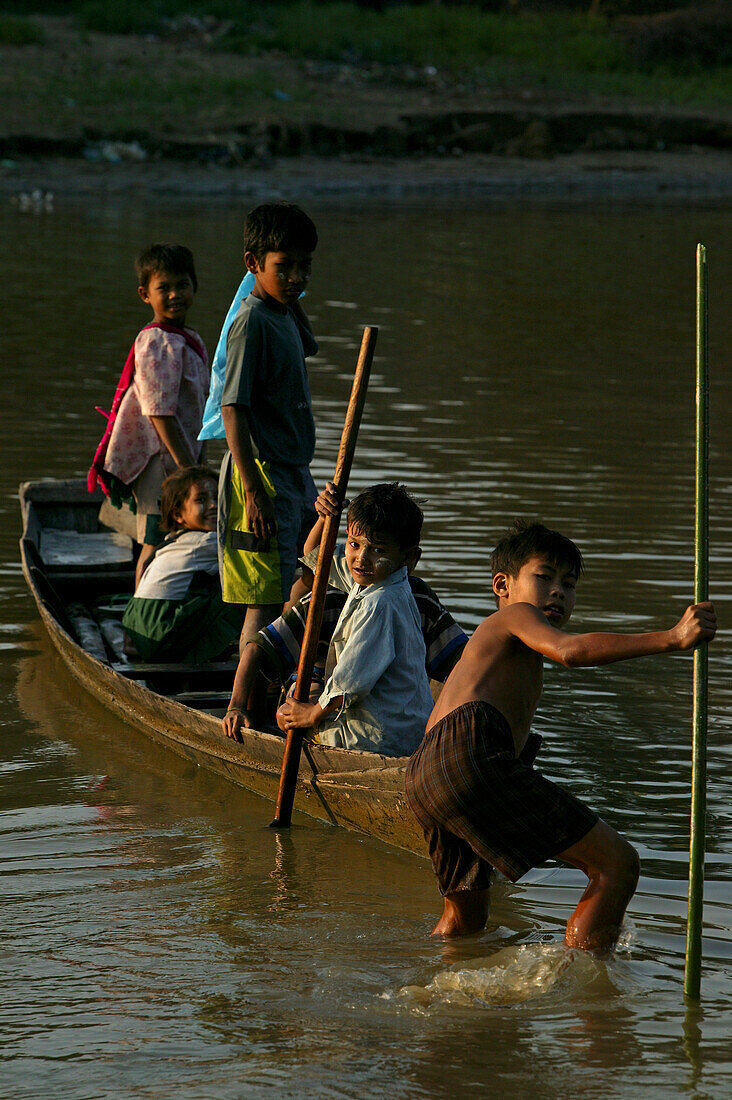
[134,530,218,600]
[311,549,434,756]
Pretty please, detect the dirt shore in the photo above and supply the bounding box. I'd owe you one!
[2,15,731,203]
[3,148,732,204]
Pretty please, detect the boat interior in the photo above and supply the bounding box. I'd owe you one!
[20,479,238,715]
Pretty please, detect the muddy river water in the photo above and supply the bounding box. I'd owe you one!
[1,195,731,1099]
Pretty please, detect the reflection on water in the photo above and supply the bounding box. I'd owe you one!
[1,198,731,1098]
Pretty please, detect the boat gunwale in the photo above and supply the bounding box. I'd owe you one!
[18,478,424,854]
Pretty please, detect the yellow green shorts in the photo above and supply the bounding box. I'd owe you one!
[219,452,316,607]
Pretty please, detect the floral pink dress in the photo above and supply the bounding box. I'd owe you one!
[103,326,209,487]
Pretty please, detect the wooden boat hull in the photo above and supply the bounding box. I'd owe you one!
[19,479,426,857]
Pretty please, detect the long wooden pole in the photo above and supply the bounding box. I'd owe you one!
[684,244,709,1001]
[270,325,378,828]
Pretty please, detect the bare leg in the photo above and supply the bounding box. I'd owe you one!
[432,889,490,936]
[285,575,310,612]
[558,819,640,955]
[135,542,156,589]
[239,603,282,653]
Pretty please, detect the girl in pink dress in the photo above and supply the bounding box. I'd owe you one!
[91,244,209,586]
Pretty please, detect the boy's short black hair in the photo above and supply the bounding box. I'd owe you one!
[347,482,423,551]
[160,465,217,532]
[491,519,584,580]
[135,244,198,292]
[244,202,318,262]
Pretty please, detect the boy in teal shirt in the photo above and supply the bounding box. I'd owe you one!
[219,202,319,649]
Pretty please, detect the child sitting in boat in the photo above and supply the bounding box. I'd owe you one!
[122,466,245,664]
[88,244,209,587]
[230,482,438,756]
[405,519,717,953]
[221,539,468,740]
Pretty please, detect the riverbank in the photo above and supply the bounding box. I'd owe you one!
[4,148,732,204]
[2,14,731,203]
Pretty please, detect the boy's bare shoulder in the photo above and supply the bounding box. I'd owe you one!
[464,603,561,667]
[473,602,546,640]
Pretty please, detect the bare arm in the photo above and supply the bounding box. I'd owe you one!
[221,404,276,542]
[505,601,717,668]
[302,482,342,556]
[303,514,327,557]
[285,575,311,611]
[222,643,262,740]
[149,415,196,467]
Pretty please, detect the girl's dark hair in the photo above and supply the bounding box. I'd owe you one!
[491,519,584,581]
[160,465,217,531]
[135,244,198,291]
[347,482,423,550]
[244,202,318,262]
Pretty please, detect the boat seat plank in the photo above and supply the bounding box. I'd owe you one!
[170,691,233,705]
[43,569,134,587]
[112,661,235,678]
[20,479,104,506]
[98,496,138,540]
[40,529,134,569]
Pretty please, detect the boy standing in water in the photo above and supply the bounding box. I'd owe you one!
[406,520,716,953]
[219,202,319,648]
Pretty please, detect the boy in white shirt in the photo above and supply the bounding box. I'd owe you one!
[275,481,434,756]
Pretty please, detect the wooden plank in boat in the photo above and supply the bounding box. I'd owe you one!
[20,479,104,506]
[112,661,235,678]
[45,569,135,587]
[98,496,138,540]
[169,691,233,706]
[317,765,406,792]
[40,529,134,569]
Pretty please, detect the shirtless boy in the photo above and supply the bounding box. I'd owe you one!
[405,519,717,954]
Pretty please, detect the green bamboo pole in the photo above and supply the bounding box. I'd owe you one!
[684,243,709,1001]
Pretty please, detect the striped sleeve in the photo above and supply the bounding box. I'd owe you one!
[251,589,348,683]
[408,577,469,682]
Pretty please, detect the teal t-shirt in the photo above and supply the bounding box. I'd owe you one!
[221,294,317,467]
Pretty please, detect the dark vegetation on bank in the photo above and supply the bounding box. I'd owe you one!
[0,1,730,169]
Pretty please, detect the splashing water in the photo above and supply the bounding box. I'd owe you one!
[400,942,610,1009]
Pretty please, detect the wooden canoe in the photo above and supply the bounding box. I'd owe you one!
[19,478,426,856]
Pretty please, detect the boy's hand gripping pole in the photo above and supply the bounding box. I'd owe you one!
[270,325,377,828]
